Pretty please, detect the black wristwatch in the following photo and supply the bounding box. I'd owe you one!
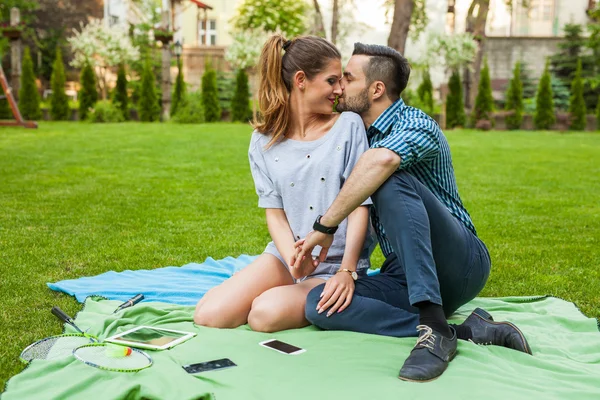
[313,215,338,234]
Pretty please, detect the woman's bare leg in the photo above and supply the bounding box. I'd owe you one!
[194,254,294,328]
[247,278,326,333]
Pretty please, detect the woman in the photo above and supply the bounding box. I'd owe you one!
[194,35,373,333]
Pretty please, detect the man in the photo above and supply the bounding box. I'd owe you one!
[292,43,531,382]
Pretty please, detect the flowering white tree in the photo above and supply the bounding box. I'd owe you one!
[68,19,140,99]
[424,32,478,72]
[225,29,270,71]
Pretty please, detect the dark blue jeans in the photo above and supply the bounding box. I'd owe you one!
[305,171,491,337]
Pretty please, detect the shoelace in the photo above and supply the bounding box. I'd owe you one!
[414,325,436,350]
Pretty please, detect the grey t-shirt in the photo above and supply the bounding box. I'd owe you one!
[248,112,375,277]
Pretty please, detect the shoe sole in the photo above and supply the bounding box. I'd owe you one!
[398,350,458,383]
[472,308,533,355]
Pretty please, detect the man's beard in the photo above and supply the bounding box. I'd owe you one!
[336,88,371,114]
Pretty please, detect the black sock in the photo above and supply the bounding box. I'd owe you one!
[450,323,473,341]
[416,301,453,338]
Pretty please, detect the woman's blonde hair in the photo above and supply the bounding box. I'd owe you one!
[252,35,341,147]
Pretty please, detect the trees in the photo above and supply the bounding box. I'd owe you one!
[171,61,186,118]
[387,0,414,55]
[50,48,70,121]
[446,70,466,129]
[138,57,160,122]
[568,59,587,130]
[504,61,523,130]
[78,61,98,121]
[231,69,252,122]
[201,65,221,122]
[68,19,140,99]
[471,58,493,126]
[233,0,307,38]
[113,64,129,121]
[417,69,434,116]
[534,61,556,130]
[19,47,42,120]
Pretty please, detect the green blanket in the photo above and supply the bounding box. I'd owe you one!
[4,296,600,400]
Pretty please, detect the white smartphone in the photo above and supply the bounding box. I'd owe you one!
[259,339,306,355]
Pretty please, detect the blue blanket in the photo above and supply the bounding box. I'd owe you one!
[48,255,380,305]
[47,255,258,305]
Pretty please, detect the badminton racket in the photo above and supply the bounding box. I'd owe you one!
[20,307,97,363]
[72,343,153,372]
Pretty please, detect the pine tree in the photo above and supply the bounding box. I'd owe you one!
[138,57,160,122]
[417,69,434,115]
[18,47,42,120]
[471,58,494,127]
[171,60,187,117]
[534,61,556,130]
[231,69,251,122]
[597,96,600,131]
[113,64,129,120]
[78,61,98,121]
[0,84,11,119]
[505,61,523,130]
[50,48,70,121]
[568,59,587,130]
[201,65,221,122]
[445,69,465,129]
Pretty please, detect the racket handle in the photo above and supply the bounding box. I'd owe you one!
[51,306,73,323]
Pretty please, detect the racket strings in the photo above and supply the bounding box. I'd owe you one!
[20,335,91,362]
[73,344,152,372]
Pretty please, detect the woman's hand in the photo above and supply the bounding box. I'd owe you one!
[289,245,318,279]
[316,271,355,317]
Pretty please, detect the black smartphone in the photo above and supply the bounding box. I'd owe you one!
[182,358,237,374]
[259,339,306,355]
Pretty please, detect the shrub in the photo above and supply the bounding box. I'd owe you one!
[78,61,98,121]
[202,65,221,122]
[172,91,205,124]
[217,71,235,116]
[138,57,160,122]
[417,69,434,115]
[231,69,252,122]
[568,59,586,131]
[171,60,187,117]
[471,58,494,128]
[86,101,125,123]
[50,48,70,120]
[0,84,10,119]
[113,64,129,120]
[18,47,42,120]
[597,96,600,130]
[534,61,556,130]
[445,69,465,129]
[505,61,523,130]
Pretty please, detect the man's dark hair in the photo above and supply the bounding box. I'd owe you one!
[352,43,410,101]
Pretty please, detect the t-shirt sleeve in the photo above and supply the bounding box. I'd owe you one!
[248,134,283,209]
[342,113,372,206]
[371,116,440,170]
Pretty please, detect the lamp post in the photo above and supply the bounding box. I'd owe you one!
[174,40,182,70]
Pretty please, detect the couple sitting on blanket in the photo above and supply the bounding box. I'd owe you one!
[194,35,532,382]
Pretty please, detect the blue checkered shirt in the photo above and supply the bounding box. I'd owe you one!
[368,98,477,257]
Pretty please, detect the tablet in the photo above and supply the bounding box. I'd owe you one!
[105,326,196,350]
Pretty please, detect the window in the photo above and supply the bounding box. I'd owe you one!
[198,19,217,46]
[529,0,553,21]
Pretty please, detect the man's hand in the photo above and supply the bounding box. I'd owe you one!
[290,230,333,270]
[316,272,355,317]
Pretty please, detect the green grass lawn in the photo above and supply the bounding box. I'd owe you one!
[1,122,599,389]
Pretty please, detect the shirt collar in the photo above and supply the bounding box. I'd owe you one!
[367,98,405,137]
